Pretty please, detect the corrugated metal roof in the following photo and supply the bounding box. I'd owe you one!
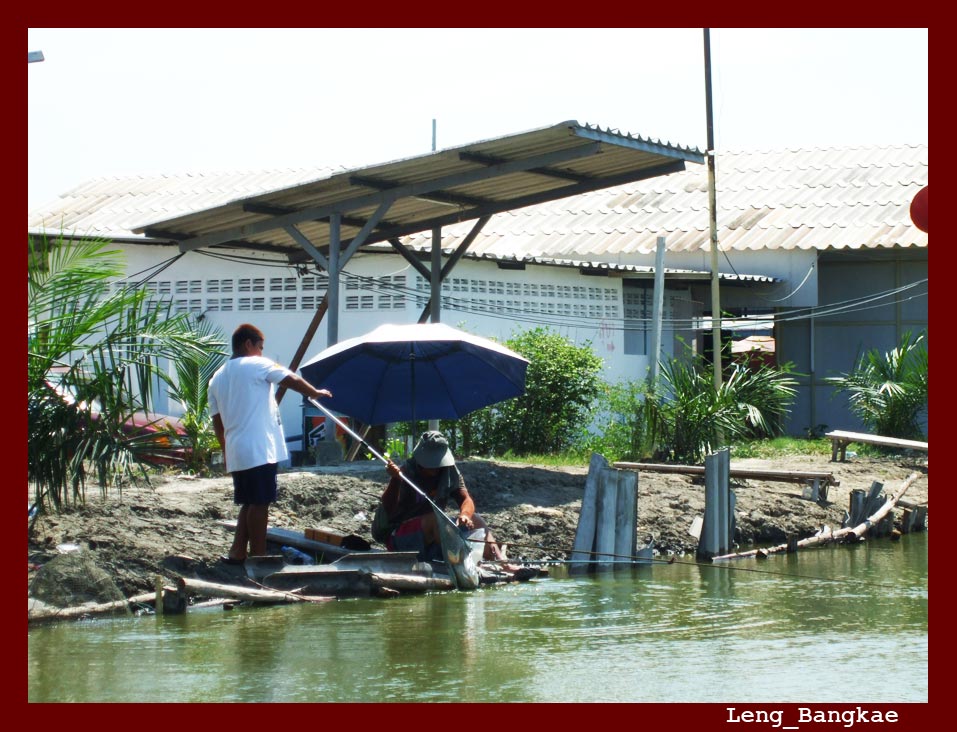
[28,167,348,241]
[413,250,778,283]
[29,137,926,262]
[400,144,927,257]
[30,121,703,255]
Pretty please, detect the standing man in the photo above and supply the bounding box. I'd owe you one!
[209,323,332,564]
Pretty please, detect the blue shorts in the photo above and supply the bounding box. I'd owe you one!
[232,462,278,505]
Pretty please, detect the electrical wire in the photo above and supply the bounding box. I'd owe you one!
[147,246,926,334]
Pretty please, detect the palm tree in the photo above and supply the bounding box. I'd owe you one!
[28,233,226,511]
[656,355,798,463]
[826,332,928,439]
[161,320,228,475]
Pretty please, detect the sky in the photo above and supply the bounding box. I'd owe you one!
[26,27,928,211]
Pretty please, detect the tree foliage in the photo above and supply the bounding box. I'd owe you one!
[573,379,664,463]
[161,319,228,475]
[826,331,928,439]
[442,327,604,457]
[653,355,798,463]
[28,234,225,511]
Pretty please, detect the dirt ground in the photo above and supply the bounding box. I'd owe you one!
[28,452,928,601]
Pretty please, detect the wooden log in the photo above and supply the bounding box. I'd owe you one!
[361,571,454,593]
[29,597,133,623]
[177,576,333,604]
[614,462,840,487]
[712,471,922,561]
[27,586,183,623]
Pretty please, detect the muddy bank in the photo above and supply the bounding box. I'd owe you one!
[28,453,928,601]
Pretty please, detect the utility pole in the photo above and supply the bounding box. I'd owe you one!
[703,28,722,390]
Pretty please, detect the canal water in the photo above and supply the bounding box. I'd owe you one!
[28,533,927,703]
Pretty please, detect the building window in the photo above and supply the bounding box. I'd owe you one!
[302,274,328,291]
[623,286,649,356]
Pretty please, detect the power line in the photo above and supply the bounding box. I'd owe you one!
[155,248,926,334]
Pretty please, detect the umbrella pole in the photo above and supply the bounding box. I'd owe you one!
[410,350,416,441]
[306,398,479,590]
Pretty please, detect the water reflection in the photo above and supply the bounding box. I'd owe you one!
[28,534,927,702]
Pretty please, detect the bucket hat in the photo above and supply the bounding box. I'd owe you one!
[412,431,455,469]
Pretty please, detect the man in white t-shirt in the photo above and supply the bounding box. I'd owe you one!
[208,323,332,564]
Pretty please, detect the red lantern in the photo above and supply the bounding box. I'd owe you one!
[910,185,928,233]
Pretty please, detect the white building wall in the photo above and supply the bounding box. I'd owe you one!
[119,244,673,438]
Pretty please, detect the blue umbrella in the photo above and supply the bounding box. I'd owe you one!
[299,322,529,426]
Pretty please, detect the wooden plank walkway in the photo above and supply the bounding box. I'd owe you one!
[825,430,928,462]
[613,462,840,487]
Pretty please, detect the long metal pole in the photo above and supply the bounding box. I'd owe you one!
[704,28,722,389]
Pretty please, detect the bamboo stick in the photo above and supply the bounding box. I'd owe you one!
[176,576,333,604]
[362,571,454,592]
[712,471,923,561]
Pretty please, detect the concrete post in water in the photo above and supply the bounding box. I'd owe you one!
[571,453,643,573]
[154,574,164,616]
[698,448,734,558]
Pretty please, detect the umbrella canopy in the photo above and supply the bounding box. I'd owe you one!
[299,323,529,425]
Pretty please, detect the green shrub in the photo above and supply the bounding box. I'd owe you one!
[442,327,603,457]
